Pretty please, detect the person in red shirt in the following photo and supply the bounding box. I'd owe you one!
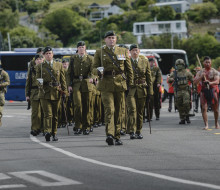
[167,68,175,112]
[194,56,219,130]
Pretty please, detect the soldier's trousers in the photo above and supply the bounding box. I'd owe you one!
[93,94,102,125]
[175,90,190,120]
[73,90,92,131]
[0,92,5,122]
[148,93,160,119]
[121,93,126,132]
[40,98,60,135]
[101,91,123,140]
[31,99,41,132]
[126,92,146,134]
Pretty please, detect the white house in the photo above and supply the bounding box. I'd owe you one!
[89,5,124,22]
[133,20,187,43]
[153,1,190,13]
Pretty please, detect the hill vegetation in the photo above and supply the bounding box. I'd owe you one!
[0,0,220,68]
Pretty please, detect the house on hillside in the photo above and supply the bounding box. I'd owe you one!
[89,4,124,22]
[156,0,203,5]
[133,20,187,43]
[152,1,190,13]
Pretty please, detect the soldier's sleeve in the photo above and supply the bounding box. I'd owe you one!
[157,67,162,85]
[66,56,73,87]
[145,58,153,95]
[60,63,67,93]
[168,72,174,83]
[124,49,133,86]
[1,70,10,87]
[89,55,94,78]
[25,67,31,97]
[92,49,101,75]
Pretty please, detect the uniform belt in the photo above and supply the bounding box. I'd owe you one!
[134,79,146,85]
[74,76,88,80]
[31,86,38,89]
[104,70,121,76]
[44,82,60,87]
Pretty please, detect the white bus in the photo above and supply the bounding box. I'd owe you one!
[140,49,189,101]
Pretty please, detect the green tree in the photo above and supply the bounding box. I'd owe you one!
[0,9,19,29]
[25,0,40,16]
[212,57,220,70]
[42,8,92,46]
[157,6,176,21]
[181,34,220,65]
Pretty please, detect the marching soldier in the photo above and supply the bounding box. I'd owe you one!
[147,58,162,121]
[126,44,153,139]
[93,31,134,145]
[0,62,10,126]
[67,41,94,135]
[26,54,44,136]
[168,59,193,124]
[36,46,67,141]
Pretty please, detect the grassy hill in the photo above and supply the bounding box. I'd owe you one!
[49,0,134,13]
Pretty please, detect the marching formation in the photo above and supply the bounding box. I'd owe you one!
[24,30,219,145]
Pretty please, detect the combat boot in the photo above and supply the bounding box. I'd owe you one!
[179,120,186,124]
[186,116,191,124]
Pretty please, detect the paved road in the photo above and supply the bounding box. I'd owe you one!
[0,101,220,190]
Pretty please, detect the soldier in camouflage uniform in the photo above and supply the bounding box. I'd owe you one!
[126,44,153,139]
[25,54,44,136]
[147,58,162,121]
[67,41,94,135]
[0,63,10,127]
[93,31,133,146]
[168,59,193,124]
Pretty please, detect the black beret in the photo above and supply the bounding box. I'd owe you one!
[43,46,53,54]
[35,54,44,60]
[148,58,154,62]
[36,47,44,53]
[77,41,85,48]
[129,44,139,51]
[104,31,116,38]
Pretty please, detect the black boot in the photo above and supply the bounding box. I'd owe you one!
[179,120,186,124]
[186,116,191,124]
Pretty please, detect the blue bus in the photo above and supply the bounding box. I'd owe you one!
[0,48,77,101]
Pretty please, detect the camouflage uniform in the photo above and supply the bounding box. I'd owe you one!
[168,59,193,124]
[0,68,10,126]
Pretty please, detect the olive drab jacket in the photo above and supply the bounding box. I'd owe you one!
[93,45,133,92]
[0,69,10,93]
[67,54,94,92]
[25,60,40,101]
[128,56,153,98]
[36,60,67,100]
[151,66,162,86]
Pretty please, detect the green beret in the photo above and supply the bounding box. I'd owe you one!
[129,44,139,51]
[43,46,53,54]
[104,31,116,38]
[77,41,85,47]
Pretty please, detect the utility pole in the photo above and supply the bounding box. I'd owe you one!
[7,33,11,51]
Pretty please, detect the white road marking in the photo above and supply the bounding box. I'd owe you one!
[0,173,26,189]
[9,170,81,187]
[30,136,220,190]
[0,185,26,189]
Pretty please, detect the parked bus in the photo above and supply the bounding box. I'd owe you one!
[0,48,77,101]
